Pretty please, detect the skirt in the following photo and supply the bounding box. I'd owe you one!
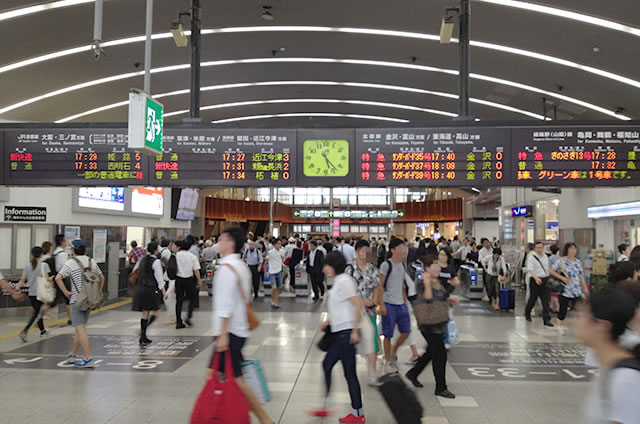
[132,284,162,312]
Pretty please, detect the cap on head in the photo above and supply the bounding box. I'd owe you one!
[72,239,86,250]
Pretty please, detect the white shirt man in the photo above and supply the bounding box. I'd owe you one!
[478,240,493,264]
[212,253,251,338]
[201,240,217,262]
[339,241,356,265]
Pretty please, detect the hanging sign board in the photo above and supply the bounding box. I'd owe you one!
[128,89,164,156]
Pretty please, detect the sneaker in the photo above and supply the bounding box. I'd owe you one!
[271,304,277,310]
[18,331,27,342]
[383,362,398,374]
[75,358,97,368]
[367,377,378,387]
[543,321,554,327]
[405,355,420,366]
[306,408,333,417]
[66,354,77,364]
[338,413,366,423]
[435,389,456,399]
[40,329,50,337]
[67,320,72,326]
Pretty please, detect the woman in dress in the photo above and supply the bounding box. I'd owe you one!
[133,242,168,345]
[549,242,589,335]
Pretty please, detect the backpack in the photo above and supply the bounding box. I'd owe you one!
[377,244,387,267]
[45,251,63,277]
[602,358,640,408]
[382,259,412,298]
[71,256,103,311]
[166,254,178,280]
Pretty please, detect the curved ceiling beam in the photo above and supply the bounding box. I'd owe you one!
[0,26,638,94]
[159,98,459,119]
[4,0,640,38]
[210,113,410,124]
[475,0,640,38]
[0,57,629,120]
[56,80,546,123]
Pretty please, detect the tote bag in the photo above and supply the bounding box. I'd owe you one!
[36,265,55,304]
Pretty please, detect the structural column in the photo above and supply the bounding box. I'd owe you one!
[458,0,471,118]
[269,187,275,236]
[389,187,396,237]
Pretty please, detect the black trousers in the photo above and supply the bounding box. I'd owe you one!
[406,330,448,392]
[248,265,260,298]
[310,273,325,299]
[525,278,551,322]
[558,295,578,321]
[24,296,44,333]
[323,330,362,410]
[175,277,196,323]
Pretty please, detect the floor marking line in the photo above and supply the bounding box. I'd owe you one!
[0,298,132,341]
[1,352,192,360]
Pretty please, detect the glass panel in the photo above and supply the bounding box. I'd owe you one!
[16,226,32,270]
[302,225,312,232]
[0,227,12,269]
[34,226,50,247]
[340,225,349,232]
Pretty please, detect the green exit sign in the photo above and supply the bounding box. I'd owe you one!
[128,89,164,155]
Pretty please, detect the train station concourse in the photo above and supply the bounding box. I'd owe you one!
[1,1,640,424]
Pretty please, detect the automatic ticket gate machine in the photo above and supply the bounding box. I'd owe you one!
[459,264,484,300]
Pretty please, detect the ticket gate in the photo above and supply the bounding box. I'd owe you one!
[294,264,310,297]
[459,264,484,300]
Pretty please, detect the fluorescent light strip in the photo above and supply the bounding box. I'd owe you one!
[2,58,629,120]
[587,201,640,219]
[56,80,545,123]
[475,0,640,38]
[2,26,639,97]
[162,98,459,119]
[212,113,409,124]
[0,0,93,22]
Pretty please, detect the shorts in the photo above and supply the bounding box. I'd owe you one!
[71,303,90,326]
[271,271,283,289]
[210,333,246,378]
[381,303,411,338]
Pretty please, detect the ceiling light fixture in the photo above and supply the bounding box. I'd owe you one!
[261,6,274,21]
[212,113,409,124]
[55,80,545,123]
[0,0,93,22]
[1,57,629,120]
[1,26,638,96]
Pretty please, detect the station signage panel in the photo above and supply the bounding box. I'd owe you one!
[3,128,147,185]
[355,128,510,187]
[152,129,296,186]
[293,209,405,219]
[511,206,532,217]
[511,127,640,185]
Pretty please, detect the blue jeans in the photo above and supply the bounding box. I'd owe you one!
[271,271,283,289]
[322,330,362,409]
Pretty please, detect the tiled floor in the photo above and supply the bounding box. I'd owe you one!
[0,292,590,424]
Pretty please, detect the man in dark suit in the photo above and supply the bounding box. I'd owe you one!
[306,240,325,302]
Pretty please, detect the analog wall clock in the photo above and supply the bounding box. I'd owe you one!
[303,139,350,177]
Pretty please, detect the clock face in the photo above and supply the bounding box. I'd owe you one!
[303,139,350,177]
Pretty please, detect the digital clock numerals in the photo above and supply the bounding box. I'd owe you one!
[303,139,350,177]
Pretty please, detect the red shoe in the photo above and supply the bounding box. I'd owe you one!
[306,408,333,417]
[338,414,366,423]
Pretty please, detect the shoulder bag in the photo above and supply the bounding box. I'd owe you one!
[546,257,568,294]
[413,299,449,326]
[36,264,56,304]
[223,263,260,331]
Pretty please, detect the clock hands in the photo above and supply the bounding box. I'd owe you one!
[322,150,338,171]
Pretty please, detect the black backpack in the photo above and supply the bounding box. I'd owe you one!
[377,244,387,267]
[166,254,178,280]
[45,251,63,277]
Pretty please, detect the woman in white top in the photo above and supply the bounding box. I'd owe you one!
[16,246,51,341]
[308,251,365,424]
[132,242,168,345]
[617,243,630,262]
[578,287,640,424]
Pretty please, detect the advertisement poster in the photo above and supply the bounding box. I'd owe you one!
[64,226,80,242]
[93,229,107,263]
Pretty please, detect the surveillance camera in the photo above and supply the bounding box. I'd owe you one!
[440,15,455,44]
[170,21,189,47]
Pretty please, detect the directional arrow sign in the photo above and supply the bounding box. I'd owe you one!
[329,211,334,217]
[4,357,43,364]
[293,211,300,217]
[398,211,405,217]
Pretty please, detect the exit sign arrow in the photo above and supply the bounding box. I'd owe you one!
[4,357,43,364]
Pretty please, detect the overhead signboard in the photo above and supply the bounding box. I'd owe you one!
[4,129,147,185]
[512,127,640,185]
[152,129,296,186]
[293,209,405,219]
[128,90,164,156]
[587,200,640,219]
[4,206,46,222]
[511,206,532,217]
[355,128,510,187]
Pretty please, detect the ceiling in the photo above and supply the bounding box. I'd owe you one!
[0,0,638,127]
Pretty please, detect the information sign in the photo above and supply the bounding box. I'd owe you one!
[152,129,296,186]
[4,129,147,185]
[293,209,405,219]
[355,128,510,186]
[4,206,46,222]
[128,90,164,155]
[512,127,640,185]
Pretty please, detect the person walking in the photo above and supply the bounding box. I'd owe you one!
[307,240,326,302]
[50,234,72,325]
[481,248,507,311]
[549,242,589,335]
[346,239,381,386]
[265,239,285,309]
[159,239,176,325]
[16,246,51,341]
[524,241,553,327]
[132,242,168,344]
[210,227,274,424]
[405,255,456,399]
[243,239,264,300]
[308,251,365,423]
[379,238,412,373]
[175,240,202,329]
[55,239,104,368]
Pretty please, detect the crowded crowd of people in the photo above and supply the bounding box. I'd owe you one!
[2,230,640,423]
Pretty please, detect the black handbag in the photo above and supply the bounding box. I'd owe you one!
[317,326,334,352]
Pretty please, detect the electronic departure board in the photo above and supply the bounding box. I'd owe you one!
[152,129,296,186]
[355,128,510,186]
[512,127,640,186]
[4,129,147,185]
